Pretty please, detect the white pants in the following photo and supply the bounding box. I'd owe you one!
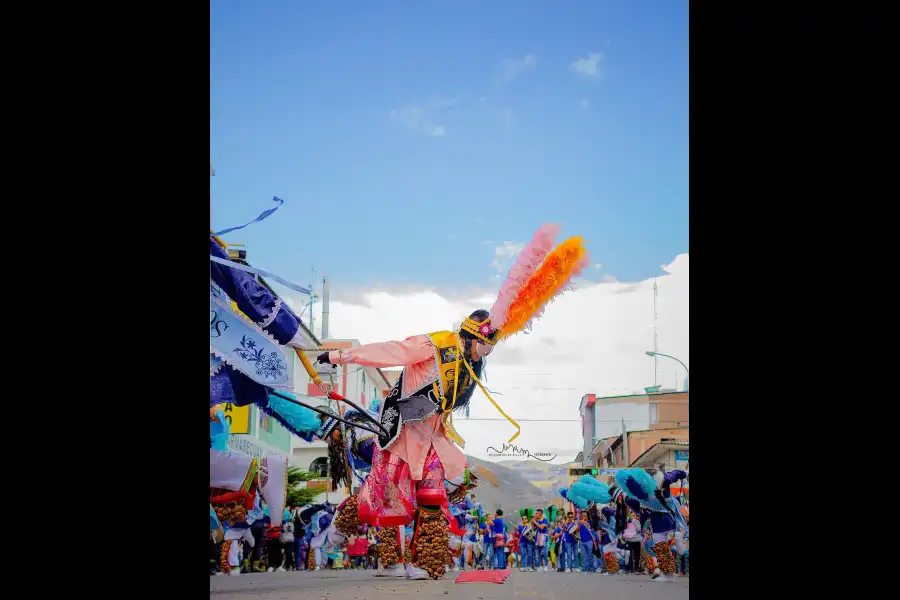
[209,450,288,532]
[225,529,254,567]
[225,527,255,545]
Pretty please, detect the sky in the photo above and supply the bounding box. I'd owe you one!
[211,1,688,462]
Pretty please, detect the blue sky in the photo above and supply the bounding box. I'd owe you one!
[211,1,688,297]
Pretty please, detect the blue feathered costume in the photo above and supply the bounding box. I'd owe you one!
[559,475,611,509]
[610,468,687,581]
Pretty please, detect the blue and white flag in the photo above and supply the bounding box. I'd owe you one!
[210,295,292,390]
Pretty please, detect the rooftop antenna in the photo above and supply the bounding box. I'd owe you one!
[653,279,659,387]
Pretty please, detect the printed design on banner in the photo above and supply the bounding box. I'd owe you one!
[209,294,292,390]
[233,335,286,380]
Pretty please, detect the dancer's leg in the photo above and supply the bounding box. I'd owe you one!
[651,541,676,582]
[408,449,450,580]
[375,527,405,577]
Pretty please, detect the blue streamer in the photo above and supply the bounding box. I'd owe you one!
[209,255,311,295]
[213,196,284,236]
[345,444,366,485]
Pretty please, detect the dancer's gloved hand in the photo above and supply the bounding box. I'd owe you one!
[316,352,334,367]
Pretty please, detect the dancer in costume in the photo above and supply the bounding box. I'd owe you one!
[210,446,288,574]
[598,505,622,575]
[321,224,589,580]
[610,467,687,582]
[306,506,339,570]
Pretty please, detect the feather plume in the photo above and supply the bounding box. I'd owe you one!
[570,481,610,505]
[559,486,589,509]
[579,475,606,487]
[615,469,656,503]
[490,223,559,330]
[261,393,322,437]
[498,236,590,338]
[615,468,671,512]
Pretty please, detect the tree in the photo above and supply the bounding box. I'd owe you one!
[286,467,321,507]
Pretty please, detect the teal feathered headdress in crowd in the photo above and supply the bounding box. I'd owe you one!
[560,475,611,509]
[614,468,688,532]
[570,475,611,505]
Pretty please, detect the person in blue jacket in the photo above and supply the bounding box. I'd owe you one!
[476,517,492,570]
[560,512,578,572]
[551,520,564,572]
[517,514,533,572]
[575,511,596,572]
[491,510,507,569]
[532,508,550,571]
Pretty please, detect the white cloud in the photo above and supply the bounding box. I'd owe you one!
[390,98,456,137]
[600,274,617,283]
[495,241,526,258]
[490,241,526,271]
[570,52,603,78]
[495,54,536,85]
[311,254,689,462]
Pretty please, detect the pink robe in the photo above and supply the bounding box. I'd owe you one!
[330,336,467,525]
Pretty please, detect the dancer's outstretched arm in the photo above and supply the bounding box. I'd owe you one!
[320,336,434,369]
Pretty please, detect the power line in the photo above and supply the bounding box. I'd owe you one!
[462,418,582,422]
[459,418,688,423]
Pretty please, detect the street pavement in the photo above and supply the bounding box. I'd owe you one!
[210,569,689,600]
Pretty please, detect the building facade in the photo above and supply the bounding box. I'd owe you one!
[598,428,689,469]
[579,391,688,467]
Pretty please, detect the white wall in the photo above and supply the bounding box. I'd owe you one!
[291,445,328,472]
[593,400,651,440]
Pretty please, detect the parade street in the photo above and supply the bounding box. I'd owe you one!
[210,570,689,600]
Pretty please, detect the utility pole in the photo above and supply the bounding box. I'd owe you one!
[309,266,316,337]
[322,276,330,339]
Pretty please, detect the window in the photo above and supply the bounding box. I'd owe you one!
[309,457,328,477]
[260,411,273,433]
